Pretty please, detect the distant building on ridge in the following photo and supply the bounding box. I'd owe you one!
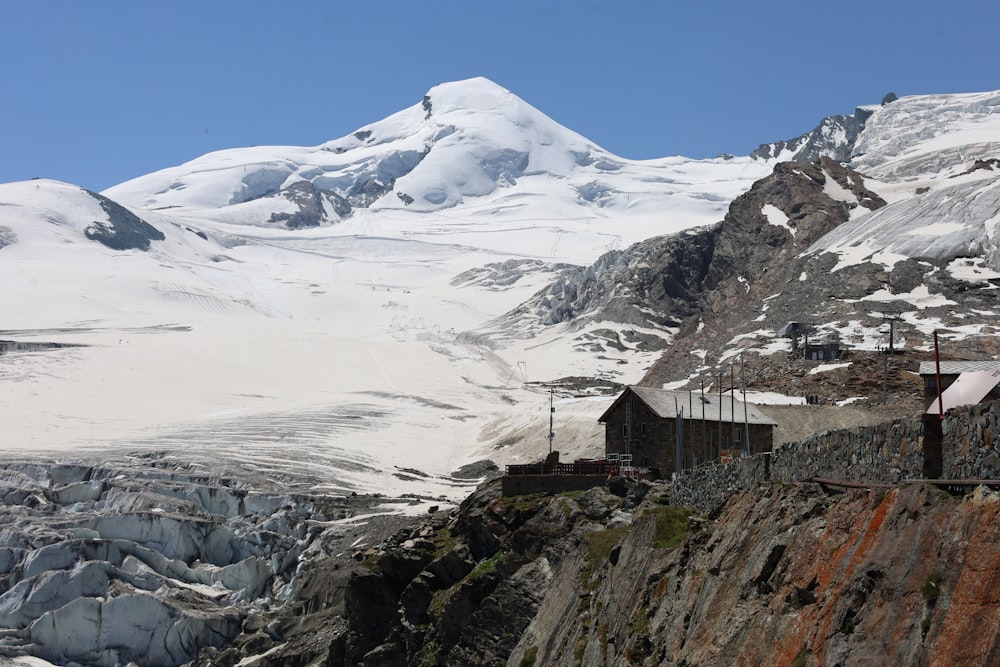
[598,386,777,476]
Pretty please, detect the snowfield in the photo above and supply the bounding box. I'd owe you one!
[0,80,777,500]
[3,77,999,518]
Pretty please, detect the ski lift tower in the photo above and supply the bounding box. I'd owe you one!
[878,303,905,404]
[777,322,810,353]
[879,303,904,354]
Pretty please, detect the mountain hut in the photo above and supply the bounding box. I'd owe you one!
[598,386,777,476]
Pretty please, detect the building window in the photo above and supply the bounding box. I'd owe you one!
[622,423,628,437]
[735,427,743,443]
[640,423,648,437]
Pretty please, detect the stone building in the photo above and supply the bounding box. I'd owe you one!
[803,330,843,361]
[598,386,777,476]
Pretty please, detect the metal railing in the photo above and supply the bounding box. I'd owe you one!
[504,461,657,477]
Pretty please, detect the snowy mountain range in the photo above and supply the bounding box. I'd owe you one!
[0,78,774,475]
[3,76,1000,667]
[3,79,1000,464]
[3,78,1000,472]
[103,78,766,227]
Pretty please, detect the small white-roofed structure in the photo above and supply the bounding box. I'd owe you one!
[925,367,1000,415]
[919,360,1000,413]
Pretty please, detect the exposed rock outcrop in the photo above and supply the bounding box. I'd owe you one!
[493,157,891,373]
[324,479,625,666]
[495,149,1000,394]
[0,225,16,249]
[267,180,352,228]
[84,190,165,251]
[271,475,1000,667]
[751,105,874,162]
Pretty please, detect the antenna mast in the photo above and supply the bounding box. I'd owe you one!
[740,353,749,455]
[548,389,555,454]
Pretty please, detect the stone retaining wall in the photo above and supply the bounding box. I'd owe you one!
[943,400,1000,479]
[501,474,608,497]
[670,400,1000,514]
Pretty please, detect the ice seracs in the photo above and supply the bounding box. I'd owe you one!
[851,90,1000,180]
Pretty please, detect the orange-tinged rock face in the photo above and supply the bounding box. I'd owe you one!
[612,484,1000,667]
[928,497,1000,666]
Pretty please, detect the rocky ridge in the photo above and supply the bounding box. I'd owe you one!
[750,103,878,163]
[83,190,165,251]
[217,473,1000,666]
[491,157,887,367]
[266,180,353,229]
[487,146,1000,406]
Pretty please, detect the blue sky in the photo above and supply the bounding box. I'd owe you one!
[2,0,997,192]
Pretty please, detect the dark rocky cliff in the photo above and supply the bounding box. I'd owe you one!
[84,190,165,250]
[196,475,1000,666]
[494,157,891,379]
[493,150,1000,398]
[750,106,875,163]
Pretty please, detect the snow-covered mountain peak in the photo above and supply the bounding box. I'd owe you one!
[417,77,596,151]
[104,77,601,217]
[103,77,768,232]
[423,77,526,116]
[319,77,567,150]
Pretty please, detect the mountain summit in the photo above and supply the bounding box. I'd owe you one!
[103,77,770,232]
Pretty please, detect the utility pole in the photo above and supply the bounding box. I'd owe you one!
[730,364,736,453]
[689,390,695,467]
[933,330,944,420]
[674,396,683,474]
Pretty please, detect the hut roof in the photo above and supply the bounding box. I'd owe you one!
[598,386,777,426]
[918,360,1000,376]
